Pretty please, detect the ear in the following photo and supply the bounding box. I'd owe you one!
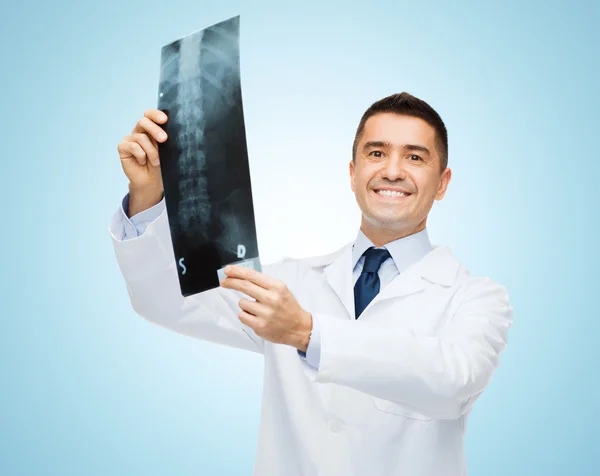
[434,167,452,200]
[349,159,356,193]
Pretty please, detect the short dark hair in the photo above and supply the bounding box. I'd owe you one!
[352,92,448,171]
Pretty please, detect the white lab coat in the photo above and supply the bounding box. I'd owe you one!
[109,205,513,476]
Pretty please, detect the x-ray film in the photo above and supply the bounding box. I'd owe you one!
[156,15,262,297]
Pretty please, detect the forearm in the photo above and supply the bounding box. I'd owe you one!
[312,282,512,419]
[109,200,266,354]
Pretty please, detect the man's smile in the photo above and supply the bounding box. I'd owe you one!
[372,188,413,199]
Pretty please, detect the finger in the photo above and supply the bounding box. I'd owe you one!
[119,140,147,166]
[144,108,168,125]
[221,277,271,302]
[224,265,283,291]
[133,116,168,143]
[238,298,269,318]
[238,311,262,331]
[130,132,160,166]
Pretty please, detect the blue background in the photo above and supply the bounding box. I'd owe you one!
[2,0,598,474]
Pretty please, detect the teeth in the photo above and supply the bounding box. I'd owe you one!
[376,190,409,197]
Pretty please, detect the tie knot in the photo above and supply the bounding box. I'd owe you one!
[362,247,391,274]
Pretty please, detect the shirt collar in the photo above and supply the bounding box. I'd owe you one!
[352,227,433,275]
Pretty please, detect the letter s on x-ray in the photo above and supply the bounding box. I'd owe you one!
[179,247,243,276]
[178,257,187,275]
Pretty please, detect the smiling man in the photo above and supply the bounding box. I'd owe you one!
[110,92,513,476]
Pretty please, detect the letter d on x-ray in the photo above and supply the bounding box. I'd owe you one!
[237,245,246,259]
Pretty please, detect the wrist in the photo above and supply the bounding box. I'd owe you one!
[128,185,163,217]
[296,312,313,353]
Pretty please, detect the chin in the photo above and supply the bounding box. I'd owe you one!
[365,212,411,228]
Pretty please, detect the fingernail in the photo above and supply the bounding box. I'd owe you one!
[158,132,167,140]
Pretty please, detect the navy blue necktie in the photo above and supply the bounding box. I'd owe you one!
[354,247,391,319]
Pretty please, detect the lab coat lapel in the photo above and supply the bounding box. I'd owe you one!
[315,243,460,320]
[376,265,425,301]
[321,242,355,320]
[376,245,460,304]
[321,245,424,320]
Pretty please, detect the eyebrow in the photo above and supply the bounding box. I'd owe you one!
[362,141,431,156]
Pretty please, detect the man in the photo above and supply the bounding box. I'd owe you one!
[109,92,513,476]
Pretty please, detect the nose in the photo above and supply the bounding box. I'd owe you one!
[381,155,407,181]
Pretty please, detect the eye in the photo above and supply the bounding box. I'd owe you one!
[409,154,422,161]
[369,150,384,158]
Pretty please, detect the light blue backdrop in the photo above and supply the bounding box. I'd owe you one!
[2,0,598,475]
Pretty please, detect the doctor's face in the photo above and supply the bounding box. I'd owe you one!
[350,113,452,243]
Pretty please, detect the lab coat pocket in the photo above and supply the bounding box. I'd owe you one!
[372,397,433,421]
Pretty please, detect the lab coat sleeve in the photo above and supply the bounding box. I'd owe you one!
[297,312,321,369]
[108,196,267,354]
[121,192,166,239]
[312,278,513,420]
